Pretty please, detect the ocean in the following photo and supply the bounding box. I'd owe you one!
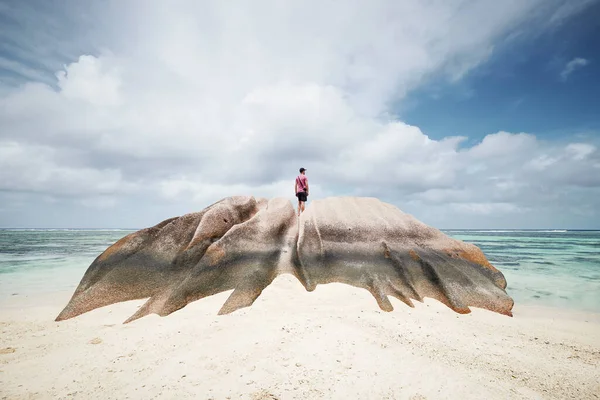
[1,229,599,312]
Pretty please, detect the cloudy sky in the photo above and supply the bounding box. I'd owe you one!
[1,0,599,229]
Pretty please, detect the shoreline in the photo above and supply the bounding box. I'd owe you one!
[1,275,599,399]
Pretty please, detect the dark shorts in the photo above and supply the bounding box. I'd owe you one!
[296,191,308,202]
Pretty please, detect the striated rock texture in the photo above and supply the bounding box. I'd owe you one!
[56,196,514,323]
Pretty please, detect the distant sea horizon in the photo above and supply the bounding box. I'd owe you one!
[1,228,598,231]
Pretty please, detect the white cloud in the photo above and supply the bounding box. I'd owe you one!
[528,155,559,171]
[0,1,599,228]
[450,202,526,215]
[548,0,598,25]
[565,143,596,160]
[56,55,122,106]
[467,132,538,160]
[560,57,590,80]
[0,141,136,197]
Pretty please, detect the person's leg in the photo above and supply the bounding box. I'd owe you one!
[297,199,301,216]
[300,201,306,214]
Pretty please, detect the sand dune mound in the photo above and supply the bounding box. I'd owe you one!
[56,196,513,323]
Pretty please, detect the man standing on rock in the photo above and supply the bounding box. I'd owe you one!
[295,167,309,216]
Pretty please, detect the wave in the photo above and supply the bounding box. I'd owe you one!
[0,228,135,232]
[444,229,569,233]
[444,230,514,233]
[531,261,556,265]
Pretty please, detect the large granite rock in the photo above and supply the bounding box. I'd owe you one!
[56,196,514,323]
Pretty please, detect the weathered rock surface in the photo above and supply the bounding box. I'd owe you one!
[56,196,513,323]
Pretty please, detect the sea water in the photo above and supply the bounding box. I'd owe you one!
[446,230,600,312]
[0,229,599,312]
[0,229,135,298]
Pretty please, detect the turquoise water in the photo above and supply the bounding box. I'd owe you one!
[446,230,600,312]
[0,229,136,297]
[0,229,599,312]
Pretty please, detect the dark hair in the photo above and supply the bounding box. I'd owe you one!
[299,167,306,173]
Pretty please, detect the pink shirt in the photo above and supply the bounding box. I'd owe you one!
[296,175,308,193]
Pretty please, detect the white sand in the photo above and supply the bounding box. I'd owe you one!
[1,275,599,400]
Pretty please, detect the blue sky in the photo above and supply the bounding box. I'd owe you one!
[0,0,599,229]
[402,2,600,144]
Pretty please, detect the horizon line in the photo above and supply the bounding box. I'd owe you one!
[1,227,599,231]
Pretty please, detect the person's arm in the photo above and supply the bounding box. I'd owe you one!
[305,179,309,195]
[294,180,297,195]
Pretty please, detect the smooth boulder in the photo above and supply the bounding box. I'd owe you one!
[56,196,513,323]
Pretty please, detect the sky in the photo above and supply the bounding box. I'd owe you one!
[0,0,599,229]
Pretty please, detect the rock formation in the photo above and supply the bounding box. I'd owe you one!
[56,196,514,323]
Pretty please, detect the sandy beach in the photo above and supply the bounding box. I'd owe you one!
[1,275,599,400]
